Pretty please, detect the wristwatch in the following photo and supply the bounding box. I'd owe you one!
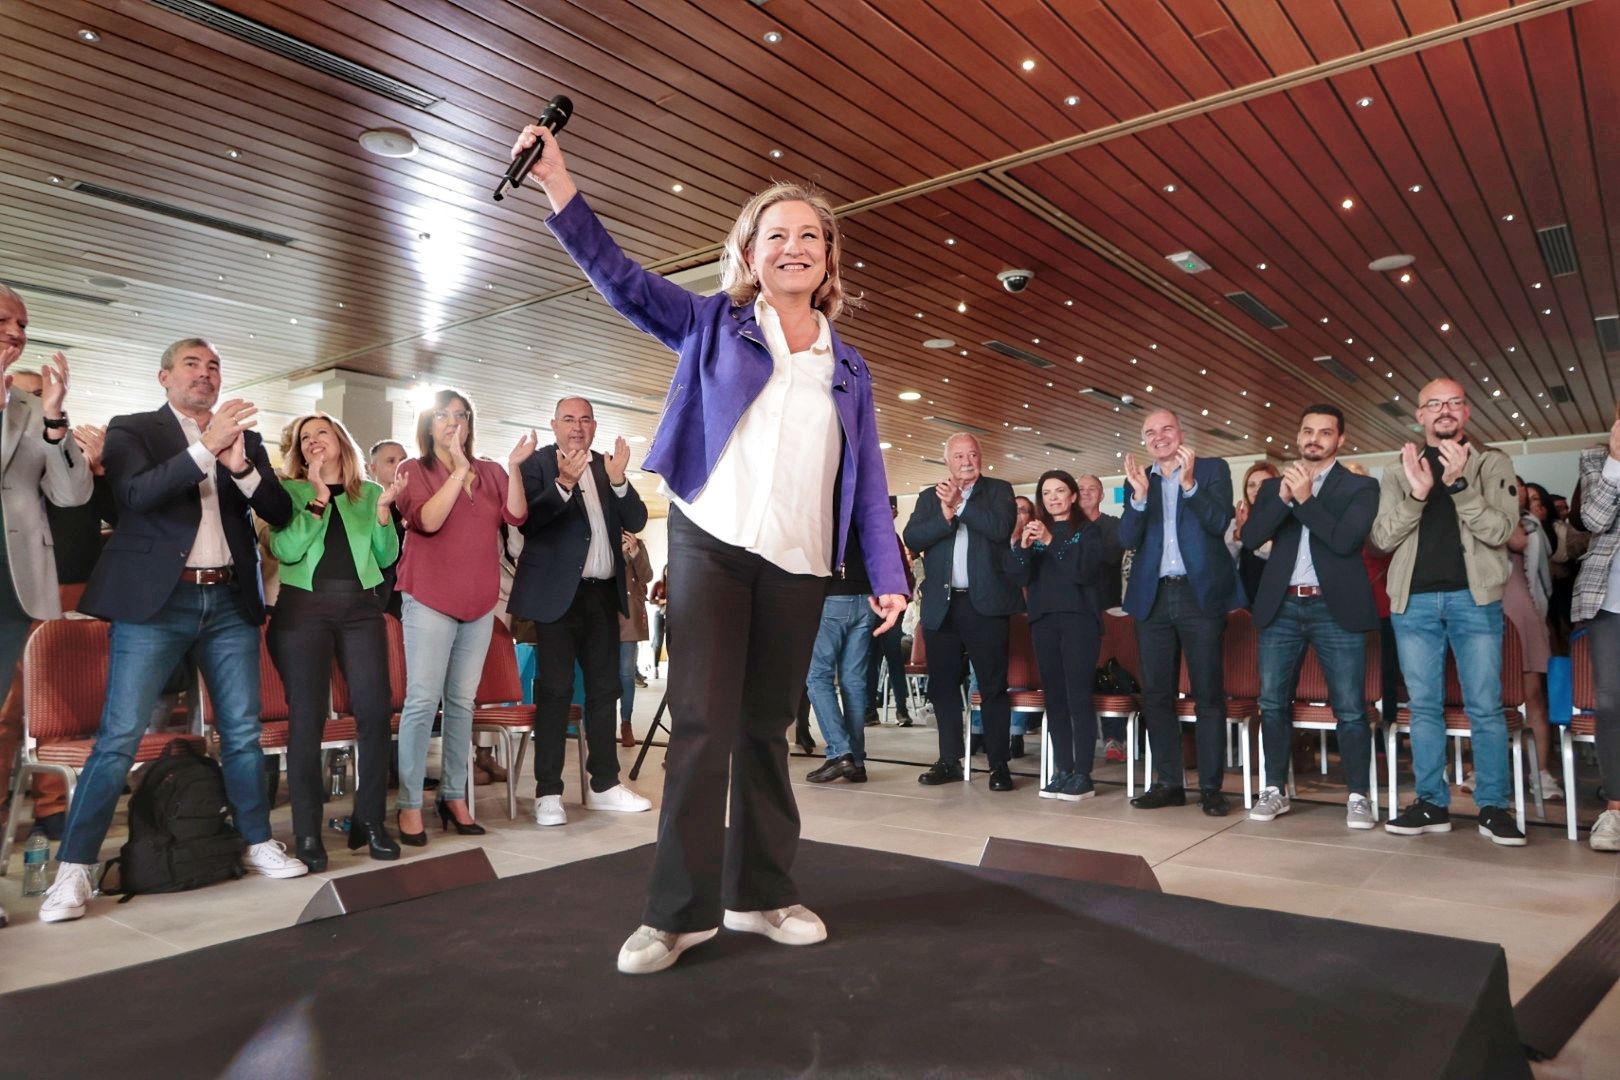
[307,500,328,516]
[42,414,69,430]
[230,461,256,479]
[1447,477,1469,494]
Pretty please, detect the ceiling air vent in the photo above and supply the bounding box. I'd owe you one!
[1378,402,1409,420]
[921,457,946,466]
[1312,355,1359,384]
[1224,291,1287,330]
[923,415,992,435]
[1595,315,1620,353]
[145,0,443,110]
[1043,441,1080,453]
[1078,388,1139,411]
[1203,427,1243,444]
[68,182,296,245]
[1536,224,1577,277]
[0,279,115,306]
[1547,384,1573,404]
[980,340,1054,370]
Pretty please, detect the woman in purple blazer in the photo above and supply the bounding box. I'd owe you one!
[512,124,908,974]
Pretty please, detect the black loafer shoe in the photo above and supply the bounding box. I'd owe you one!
[847,765,868,783]
[1130,783,1187,810]
[806,755,856,783]
[988,765,1014,792]
[1200,790,1231,817]
[918,761,964,786]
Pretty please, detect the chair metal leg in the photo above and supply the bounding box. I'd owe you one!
[962,711,971,783]
[1239,722,1252,809]
[1142,729,1153,796]
[1386,725,1400,819]
[0,760,32,875]
[1367,723,1381,822]
[1319,730,1329,775]
[1453,736,1465,787]
[1040,726,1052,788]
[1562,728,1577,840]
[1511,729,1526,833]
[1525,735,1544,822]
[1126,712,1138,799]
[576,722,588,804]
[503,730,519,820]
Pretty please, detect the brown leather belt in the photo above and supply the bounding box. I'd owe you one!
[180,567,235,586]
[1288,585,1323,597]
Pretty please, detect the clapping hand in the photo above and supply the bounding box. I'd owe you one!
[1281,461,1313,504]
[603,436,631,485]
[40,352,69,419]
[1123,454,1150,503]
[1023,520,1051,548]
[443,424,471,475]
[1400,443,1433,500]
[936,477,962,522]
[377,473,407,511]
[202,399,257,457]
[557,448,589,490]
[508,429,538,470]
[1437,439,1470,486]
[1174,445,1197,492]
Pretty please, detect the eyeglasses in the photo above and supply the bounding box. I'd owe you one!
[1419,397,1466,412]
[432,409,470,423]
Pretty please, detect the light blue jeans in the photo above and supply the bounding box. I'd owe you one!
[1392,590,1509,810]
[806,595,876,762]
[396,594,495,810]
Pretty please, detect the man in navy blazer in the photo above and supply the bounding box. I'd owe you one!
[510,397,651,826]
[903,433,1022,789]
[44,339,305,925]
[1119,410,1241,816]
[1241,405,1380,829]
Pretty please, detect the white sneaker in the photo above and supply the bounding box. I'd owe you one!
[40,862,95,923]
[1591,809,1620,853]
[1248,786,1290,822]
[534,794,567,827]
[616,924,717,975]
[1459,771,1475,793]
[723,904,827,945]
[0,902,7,928]
[1346,794,1376,830]
[585,784,652,813]
[1536,770,1565,801]
[244,840,310,879]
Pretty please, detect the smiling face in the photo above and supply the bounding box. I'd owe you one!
[745,200,827,308]
[298,418,340,469]
[551,397,597,452]
[431,395,472,453]
[1417,378,1469,445]
[1041,477,1077,521]
[946,434,982,485]
[0,292,26,373]
[1140,410,1184,466]
[158,343,222,414]
[1244,464,1278,504]
[1076,474,1103,518]
[1297,412,1345,463]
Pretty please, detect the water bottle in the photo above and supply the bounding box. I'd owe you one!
[22,827,50,897]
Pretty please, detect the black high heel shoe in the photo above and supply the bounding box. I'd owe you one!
[396,809,427,848]
[436,797,486,835]
[295,836,328,873]
[348,819,402,861]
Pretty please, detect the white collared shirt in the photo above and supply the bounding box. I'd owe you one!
[556,460,628,580]
[950,480,977,588]
[1288,466,1332,587]
[666,297,840,576]
[170,404,260,568]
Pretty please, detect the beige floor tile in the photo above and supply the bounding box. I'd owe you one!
[1152,863,1360,919]
[1357,851,1619,919]
[0,908,182,993]
[1162,832,1393,888]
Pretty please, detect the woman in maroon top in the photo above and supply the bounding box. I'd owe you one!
[392,388,533,844]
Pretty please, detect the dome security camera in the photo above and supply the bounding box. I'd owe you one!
[997,268,1034,294]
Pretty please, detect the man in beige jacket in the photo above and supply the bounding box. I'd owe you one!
[1371,377,1523,846]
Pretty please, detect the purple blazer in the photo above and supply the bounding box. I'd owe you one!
[545,194,908,598]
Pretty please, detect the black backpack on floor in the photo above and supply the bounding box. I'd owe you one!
[102,739,246,898]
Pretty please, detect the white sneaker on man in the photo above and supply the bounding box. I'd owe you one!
[244,840,310,878]
[534,794,567,826]
[723,904,827,945]
[616,925,717,975]
[585,784,651,813]
[1591,809,1620,853]
[1536,770,1565,801]
[1248,786,1290,822]
[39,862,95,923]
[1346,793,1376,830]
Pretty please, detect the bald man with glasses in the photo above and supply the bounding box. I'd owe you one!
[1372,379,1523,846]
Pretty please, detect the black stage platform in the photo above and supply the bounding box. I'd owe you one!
[0,841,1529,1079]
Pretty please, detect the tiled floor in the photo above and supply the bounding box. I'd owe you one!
[3,687,1617,1078]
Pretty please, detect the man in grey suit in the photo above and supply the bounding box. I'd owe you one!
[0,285,93,925]
[903,433,1021,789]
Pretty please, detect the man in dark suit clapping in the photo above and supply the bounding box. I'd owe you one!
[1241,405,1380,830]
[509,397,651,827]
[1120,410,1242,816]
[42,338,305,925]
[903,433,1021,790]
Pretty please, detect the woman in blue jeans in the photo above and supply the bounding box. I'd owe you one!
[1009,471,1104,800]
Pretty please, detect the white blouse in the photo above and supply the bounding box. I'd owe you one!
[666,297,841,576]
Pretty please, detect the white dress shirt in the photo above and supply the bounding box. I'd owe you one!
[1287,467,1331,587]
[1129,462,1198,578]
[557,460,628,580]
[666,297,840,576]
[171,404,260,569]
[950,481,977,588]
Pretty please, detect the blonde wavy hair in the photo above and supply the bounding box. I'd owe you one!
[283,412,366,502]
[720,182,848,320]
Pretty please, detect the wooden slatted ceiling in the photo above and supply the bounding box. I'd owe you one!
[0,0,1602,504]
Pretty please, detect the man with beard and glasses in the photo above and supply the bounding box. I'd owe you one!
[1240,405,1380,829]
[1372,379,1523,846]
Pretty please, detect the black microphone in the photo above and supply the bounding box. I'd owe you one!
[493,95,574,202]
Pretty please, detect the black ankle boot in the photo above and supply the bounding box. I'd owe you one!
[295,836,328,872]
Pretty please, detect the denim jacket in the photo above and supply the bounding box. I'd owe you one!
[545,194,908,598]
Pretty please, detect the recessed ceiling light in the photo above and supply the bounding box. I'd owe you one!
[1492,389,1502,397]
[1199,368,1208,375]
[1129,357,1137,364]
[289,317,298,325]
[1542,308,1552,315]
[1021,59,1036,71]
[854,261,864,269]
[1355,96,1374,108]
[225,148,242,160]
[879,442,892,450]
[1340,197,1355,210]
[1265,436,1273,443]
[1320,317,1330,324]
[1569,365,1577,372]
[922,338,956,349]
[1032,338,1040,344]
[1064,299,1074,306]
[48,175,62,184]
[944,237,956,246]
[1511,412,1520,419]
[960,350,968,357]
[915,312,925,319]
[671,183,684,193]
[1149,343,1158,350]
[942,378,950,383]
[337,302,345,309]
[1508,346,1517,352]
[1345,337,1354,345]
[763,30,783,44]
[1074,355,1084,363]
[1163,183,1177,193]
[1386,371,1394,378]
[1369,254,1415,272]
[955,301,967,314]
[1502,213,1516,222]
[358,128,419,158]
[1408,184,1423,193]
[897,390,921,401]
[1532,282,1543,289]
[1256,262,1267,270]
[1399,273,1412,284]
[1241,390,1248,396]
[77,29,100,43]
[1145,385,1154,392]
[1064,95,1081,107]
[1439,322,1451,332]
[769,149,783,159]
[1201,408,1209,416]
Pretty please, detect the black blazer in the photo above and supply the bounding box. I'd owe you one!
[509,444,649,624]
[1240,464,1380,633]
[1008,520,1103,624]
[902,475,1022,630]
[79,407,292,625]
[1118,456,1242,619]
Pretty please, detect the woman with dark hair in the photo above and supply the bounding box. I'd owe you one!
[269,413,403,870]
[1009,470,1104,800]
[392,388,533,845]
[1230,462,1280,607]
[511,124,907,974]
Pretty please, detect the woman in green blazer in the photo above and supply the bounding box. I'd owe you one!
[269,413,403,871]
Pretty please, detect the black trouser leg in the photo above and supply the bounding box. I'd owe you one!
[1033,612,1101,776]
[1136,580,1227,791]
[532,581,624,797]
[642,509,825,933]
[270,588,338,840]
[330,591,391,826]
[926,595,1010,768]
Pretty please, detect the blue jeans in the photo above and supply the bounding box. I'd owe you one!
[620,641,639,722]
[1392,590,1508,809]
[396,594,494,810]
[806,595,876,762]
[1258,596,1370,793]
[59,583,270,865]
